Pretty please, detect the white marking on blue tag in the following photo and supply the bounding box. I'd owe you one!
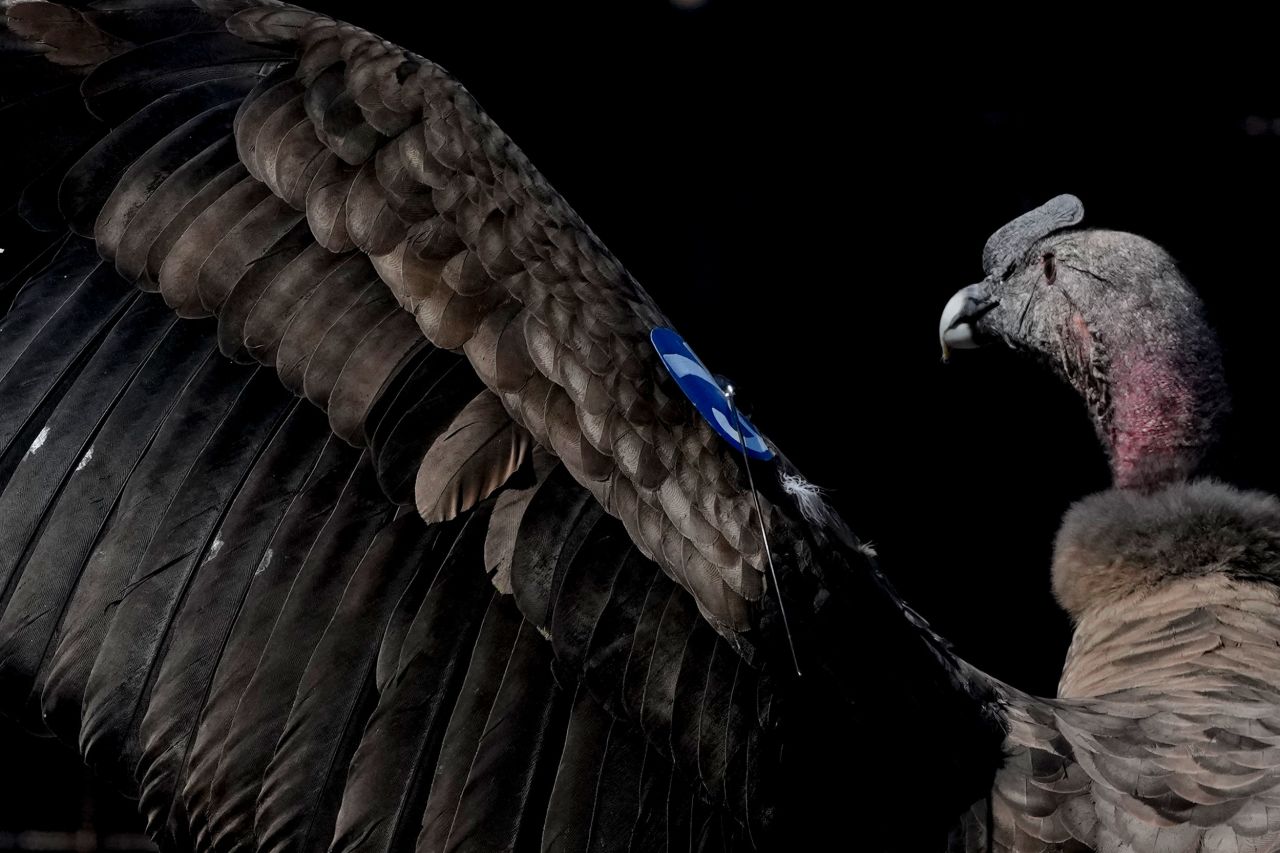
[650,327,774,461]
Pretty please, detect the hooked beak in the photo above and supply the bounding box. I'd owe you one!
[939,282,998,362]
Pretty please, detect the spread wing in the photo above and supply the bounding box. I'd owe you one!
[0,2,1007,850]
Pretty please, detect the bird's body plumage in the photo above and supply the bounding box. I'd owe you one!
[954,481,1280,851]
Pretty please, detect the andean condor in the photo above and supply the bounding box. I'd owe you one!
[2,2,1276,852]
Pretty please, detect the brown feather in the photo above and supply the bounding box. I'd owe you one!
[463,299,536,393]
[373,135,436,220]
[194,191,302,316]
[326,310,425,446]
[157,174,272,318]
[343,157,407,255]
[241,243,352,366]
[247,92,308,199]
[233,75,303,183]
[303,63,382,165]
[6,1,125,66]
[275,270,378,395]
[414,389,533,523]
[304,152,358,252]
[301,280,398,410]
[272,116,330,210]
[213,220,316,363]
[114,137,240,287]
[483,447,556,595]
[141,162,248,289]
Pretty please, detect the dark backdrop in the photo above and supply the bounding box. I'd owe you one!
[5,1,1280,846]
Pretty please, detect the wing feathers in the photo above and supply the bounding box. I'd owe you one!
[415,591,525,853]
[431,618,570,853]
[0,11,808,852]
[114,135,241,286]
[415,388,533,523]
[255,512,438,853]
[273,252,379,393]
[95,98,240,262]
[541,684,614,853]
[0,261,135,484]
[78,366,293,789]
[80,30,284,120]
[368,348,481,505]
[326,510,496,853]
[61,75,257,235]
[135,400,332,848]
[157,172,273,317]
[38,344,245,744]
[203,454,393,851]
[180,433,361,850]
[326,310,425,446]
[0,296,177,718]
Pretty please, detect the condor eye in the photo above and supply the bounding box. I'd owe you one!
[1042,252,1057,286]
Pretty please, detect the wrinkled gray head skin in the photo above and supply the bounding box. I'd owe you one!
[981,194,1085,281]
[940,195,1230,491]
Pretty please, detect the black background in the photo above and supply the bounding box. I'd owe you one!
[7,1,1280,846]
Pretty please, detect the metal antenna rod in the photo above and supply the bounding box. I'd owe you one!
[723,384,802,677]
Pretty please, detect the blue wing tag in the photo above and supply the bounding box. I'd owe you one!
[650,327,774,461]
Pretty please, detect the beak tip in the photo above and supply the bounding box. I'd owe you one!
[938,282,994,359]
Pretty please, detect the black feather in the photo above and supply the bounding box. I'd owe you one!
[78,366,294,788]
[326,509,500,853]
[549,514,636,679]
[80,30,284,121]
[0,237,102,389]
[180,434,361,851]
[628,748,674,853]
[255,512,440,853]
[371,521,456,692]
[0,227,70,317]
[581,555,668,718]
[135,400,333,847]
[203,454,394,852]
[639,588,703,772]
[422,618,571,853]
[510,465,605,632]
[541,683,614,853]
[0,302,209,732]
[39,347,252,745]
[78,0,218,46]
[415,591,523,853]
[60,76,258,235]
[0,258,134,491]
[368,348,481,505]
[586,716,651,853]
[0,295,175,649]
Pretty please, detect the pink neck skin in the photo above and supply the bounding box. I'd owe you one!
[1107,349,1201,490]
